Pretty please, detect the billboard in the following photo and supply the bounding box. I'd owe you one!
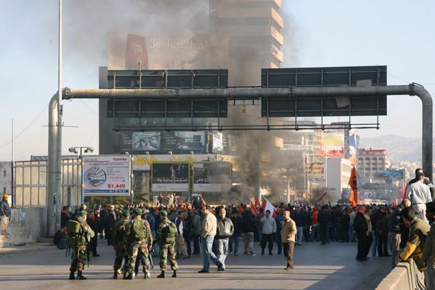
[317,130,344,157]
[83,156,130,196]
[121,131,207,154]
[193,162,232,192]
[308,163,325,180]
[211,133,224,153]
[132,132,161,153]
[152,163,189,192]
[125,34,148,70]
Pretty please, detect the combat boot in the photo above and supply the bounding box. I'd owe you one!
[172,270,177,278]
[157,271,165,278]
[113,270,118,279]
[124,273,133,280]
[77,271,87,280]
[69,271,75,280]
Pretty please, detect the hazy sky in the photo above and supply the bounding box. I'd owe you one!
[0,0,434,161]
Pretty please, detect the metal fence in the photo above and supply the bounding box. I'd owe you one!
[14,159,81,207]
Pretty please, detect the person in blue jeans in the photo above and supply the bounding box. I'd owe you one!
[198,205,223,273]
[275,208,284,254]
[230,210,243,255]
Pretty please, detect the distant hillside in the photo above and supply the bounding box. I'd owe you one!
[359,134,421,161]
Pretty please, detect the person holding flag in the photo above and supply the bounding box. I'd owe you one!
[349,167,358,207]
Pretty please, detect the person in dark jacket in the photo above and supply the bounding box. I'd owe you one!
[0,194,11,236]
[329,207,340,241]
[53,226,68,249]
[275,207,284,254]
[340,209,350,242]
[230,210,243,255]
[61,206,71,228]
[376,208,390,257]
[241,210,256,255]
[215,208,234,270]
[87,211,101,256]
[354,206,369,261]
[291,206,306,246]
[318,205,330,245]
[105,206,117,246]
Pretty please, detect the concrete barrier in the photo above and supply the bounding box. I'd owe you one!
[0,207,47,247]
[376,259,425,290]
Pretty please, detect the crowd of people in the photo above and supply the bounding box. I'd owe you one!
[56,168,434,289]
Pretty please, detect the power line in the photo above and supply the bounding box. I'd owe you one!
[0,105,47,151]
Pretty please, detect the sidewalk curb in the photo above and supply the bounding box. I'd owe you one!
[0,243,56,257]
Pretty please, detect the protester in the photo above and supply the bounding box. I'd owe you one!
[291,205,306,246]
[281,210,296,270]
[376,207,390,257]
[87,211,101,257]
[215,208,234,271]
[175,211,188,258]
[241,209,256,256]
[407,171,433,222]
[190,210,202,255]
[230,209,243,256]
[275,207,284,254]
[199,205,223,273]
[388,199,410,269]
[61,206,71,228]
[0,194,11,236]
[422,202,435,289]
[53,226,68,249]
[318,205,330,245]
[354,206,369,261]
[261,210,277,255]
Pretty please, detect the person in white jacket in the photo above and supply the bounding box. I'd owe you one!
[260,210,277,255]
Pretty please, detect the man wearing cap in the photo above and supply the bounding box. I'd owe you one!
[105,205,117,246]
[69,211,95,280]
[156,210,178,278]
[0,194,11,236]
[112,209,130,279]
[124,208,153,280]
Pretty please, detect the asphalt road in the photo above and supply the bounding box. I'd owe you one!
[0,240,391,290]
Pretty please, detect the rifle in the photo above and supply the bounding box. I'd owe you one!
[148,255,155,275]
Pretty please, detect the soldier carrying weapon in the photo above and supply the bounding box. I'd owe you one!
[67,210,95,280]
[112,209,130,279]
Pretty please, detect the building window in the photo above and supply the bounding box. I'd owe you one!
[2,187,5,194]
[3,170,5,177]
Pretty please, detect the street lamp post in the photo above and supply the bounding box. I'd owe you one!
[69,147,94,205]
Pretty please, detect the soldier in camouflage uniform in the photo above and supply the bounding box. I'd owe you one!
[124,208,153,279]
[112,209,130,279]
[156,210,178,278]
[68,211,95,280]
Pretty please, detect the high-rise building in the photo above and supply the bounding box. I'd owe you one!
[207,0,285,85]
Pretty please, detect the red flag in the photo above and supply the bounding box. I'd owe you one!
[348,167,358,207]
[250,201,258,216]
[393,193,398,208]
[255,198,260,209]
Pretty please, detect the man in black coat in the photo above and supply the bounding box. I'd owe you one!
[87,210,101,256]
[230,210,243,255]
[353,206,369,261]
[317,205,330,245]
[241,210,256,255]
[105,206,117,246]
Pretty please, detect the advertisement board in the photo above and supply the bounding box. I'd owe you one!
[211,133,224,153]
[193,162,232,192]
[83,156,130,196]
[308,163,325,180]
[152,163,190,192]
[132,132,161,153]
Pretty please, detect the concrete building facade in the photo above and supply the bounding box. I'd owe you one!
[357,148,390,182]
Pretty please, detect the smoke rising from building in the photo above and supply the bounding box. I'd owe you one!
[65,0,299,204]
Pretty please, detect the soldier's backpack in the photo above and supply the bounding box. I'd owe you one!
[67,219,82,246]
[67,219,81,235]
[132,219,146,240]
